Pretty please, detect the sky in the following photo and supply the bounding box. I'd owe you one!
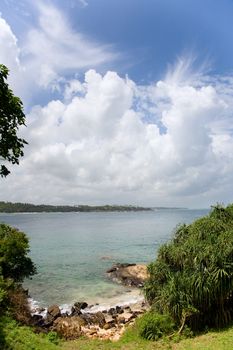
[0,0,233,208]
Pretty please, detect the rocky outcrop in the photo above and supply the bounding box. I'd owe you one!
[30,263,149,340]
[106,263,148,287]
[32,300,148,340]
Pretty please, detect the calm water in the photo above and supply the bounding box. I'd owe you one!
[0,209,208,308]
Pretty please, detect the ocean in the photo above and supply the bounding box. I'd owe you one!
[0,209,209,310]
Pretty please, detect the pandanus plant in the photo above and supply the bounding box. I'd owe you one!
[144,204,233,331]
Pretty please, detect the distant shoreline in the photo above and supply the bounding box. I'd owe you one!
[0,201,190,213]
[0,201,153,213]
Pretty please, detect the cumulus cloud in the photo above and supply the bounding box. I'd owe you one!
[1,61,233,207]
[1,8,233,207]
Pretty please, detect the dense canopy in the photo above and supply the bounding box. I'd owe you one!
[145,204,233,330]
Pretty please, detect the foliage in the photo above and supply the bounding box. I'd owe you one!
[0,201,151,213]
[0,316,61,350]
[0,224,36,282]
[1,315,233,350]
[0,225,36,346]
[136,312,175,340]
[144,203,233,331]
[0,64,27,177]
[0,277,7,314]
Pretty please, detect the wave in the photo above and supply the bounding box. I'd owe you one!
[29,289,144,316]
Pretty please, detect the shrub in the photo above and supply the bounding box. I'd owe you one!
[144,204,233,331]
[0,224,36,322]
[0,224,36,282]
[136,312,175,340]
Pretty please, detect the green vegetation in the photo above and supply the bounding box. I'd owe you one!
[0,224,36,322]
[0,224,36,283]
[144,204,233,332]
[1,206,233,349]
[0,316,60,350]
[0,201,152,212]
[1,315,233,350]
[0,64,27,177]
[136,312,175,340]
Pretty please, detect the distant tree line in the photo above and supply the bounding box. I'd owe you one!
[0,201,152,213]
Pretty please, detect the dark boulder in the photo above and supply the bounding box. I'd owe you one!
[74,301,88,310]
[71,301,88,316]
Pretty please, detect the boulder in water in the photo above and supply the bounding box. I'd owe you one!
[106,263,148,287]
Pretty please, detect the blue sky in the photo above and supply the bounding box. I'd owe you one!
[0,0,233,207]
[2,0,233,86]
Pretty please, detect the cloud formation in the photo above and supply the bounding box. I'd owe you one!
[0,3,116,104]
[1,63,233,207]
[0,6,233,207]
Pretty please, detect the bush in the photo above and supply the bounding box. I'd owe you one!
[144,204,233,331]
[0,224,36,282]
[136,312,175,340]
[0,224,36,321]
[0,316,60,350]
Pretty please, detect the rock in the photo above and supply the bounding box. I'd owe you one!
[36,307,46,314]
[91,311,106,327]
[116,305,124,314]
[117,312,134,324]
[103,323,112,330]
[80,311,106,327]
[71,301,88,316]
[47,305,61,318]
[74,301,88,310]
[45,304,61,324]
[104,314,115,324]
[53,316,82,339]
[31,314,45,327]
[106,263,148,287]
[123,306,131,311]
[74,315,88,327]
[108,307,117,316]
[106,263,136,273]
[71,306,82,316]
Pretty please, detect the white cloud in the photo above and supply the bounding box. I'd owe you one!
[0,16,24,95]
[1,61,233,207]
[0,3,117,105]
[1,9,233,207]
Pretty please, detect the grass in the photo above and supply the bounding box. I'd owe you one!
[1,316,233,350]
[62,324,233,350]
[0,316,60,350]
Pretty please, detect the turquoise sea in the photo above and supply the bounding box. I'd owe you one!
[0,209,209,309]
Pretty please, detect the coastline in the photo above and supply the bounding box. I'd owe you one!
[29,263,149,340]
[29,288,145,317]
